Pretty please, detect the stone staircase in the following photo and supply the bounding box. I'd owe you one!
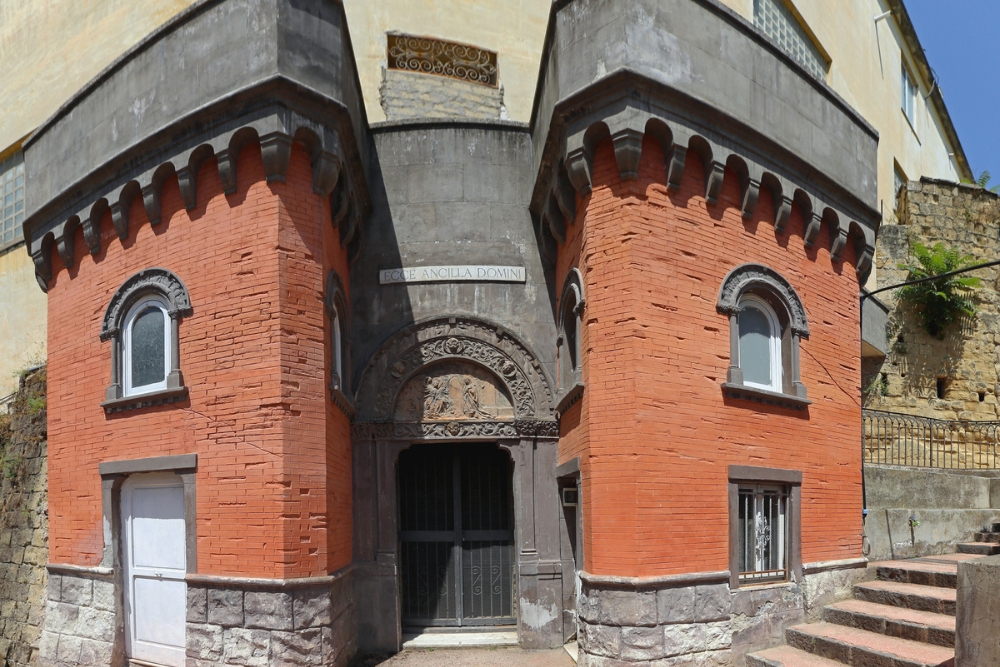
[747,554,980,667]
[955,521,1000,556]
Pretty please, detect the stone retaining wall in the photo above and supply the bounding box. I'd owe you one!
[0,369,48,667]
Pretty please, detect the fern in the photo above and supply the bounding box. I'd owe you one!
[897,242,981,339]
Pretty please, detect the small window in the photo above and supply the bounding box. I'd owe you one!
[738,484,789,584]
[100,268,191,412]
[738,295,782,393]
[729,465,801,590]
[753,0,828,81]
[718,264,810,409]
[894,164,907,201]
[326,271,354,417]
[556,269,585,414]
[0,151,25,248]
[902,64,918,126]
[124,297,171,396]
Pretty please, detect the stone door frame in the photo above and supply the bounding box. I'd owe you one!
[351,317,566,652]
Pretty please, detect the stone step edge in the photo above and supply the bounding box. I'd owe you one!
[824,600,955,648]
[786,622,954,667]
[854,581,956,616]
[747,645,849,667]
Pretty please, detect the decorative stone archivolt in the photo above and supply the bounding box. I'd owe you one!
[100,268,193,411]
[716,264,809,339]
[354,316,556,428]
[100,268,192,342]
[532,97,877,281]
[29,112,366,292]
[351,419,559,441]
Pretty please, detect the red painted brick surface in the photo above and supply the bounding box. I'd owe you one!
[45,144,351,578]
[558,136,863,577]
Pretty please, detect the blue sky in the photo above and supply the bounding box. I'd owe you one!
[906,1,1000,185]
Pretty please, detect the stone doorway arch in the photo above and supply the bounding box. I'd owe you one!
[351,317,569,653]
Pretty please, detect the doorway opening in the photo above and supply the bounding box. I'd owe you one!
[398,443,516,628]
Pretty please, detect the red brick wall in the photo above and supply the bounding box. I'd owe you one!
[45,143,351,578]
[558,136,862,577]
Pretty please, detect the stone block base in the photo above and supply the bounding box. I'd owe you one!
[186,568,356,667]
[37,566,356,667]
[577,561,868,666]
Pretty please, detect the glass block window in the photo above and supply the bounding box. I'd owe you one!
[753,0,827,81]
[0,152,25,247]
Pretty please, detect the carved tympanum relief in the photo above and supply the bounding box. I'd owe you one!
[394,362,515,422]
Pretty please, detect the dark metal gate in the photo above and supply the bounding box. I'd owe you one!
[398,443,516,626]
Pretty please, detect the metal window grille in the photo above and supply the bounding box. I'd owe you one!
[0,152,24,247]
[738,484,788,583]
[753,0,827,81]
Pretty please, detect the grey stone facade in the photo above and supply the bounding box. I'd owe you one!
[186,572,355,667]
[576,564,870,667]
[38,571,117,667]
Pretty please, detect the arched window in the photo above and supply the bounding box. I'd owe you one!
[123,296,171,396]
[737,294,782,393]
[717,264,810,410]
[326,270,354,417]
[101,268,192,412]
[556,268,585,415]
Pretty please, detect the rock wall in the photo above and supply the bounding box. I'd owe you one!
[0,369,48,667]
[865,178,1000,420]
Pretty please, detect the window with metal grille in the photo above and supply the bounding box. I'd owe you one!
[753,0,827,81]
[737,484,789,584]
[0,152,25,248]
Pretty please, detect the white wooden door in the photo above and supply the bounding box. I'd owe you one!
[122,475,187,667]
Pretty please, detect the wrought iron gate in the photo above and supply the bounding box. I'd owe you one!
[398,443,516,626]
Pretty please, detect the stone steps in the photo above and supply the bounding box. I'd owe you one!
[875,560,957,589]
[973,531,1000,543]
[957,541,1000,555]
[747,645,849,667]
[747,553,965,667]
[853,580,956,616]
[823,599,955,647]
[785,622,954,667]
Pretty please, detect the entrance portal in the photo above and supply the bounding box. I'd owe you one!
[398,443,516,627]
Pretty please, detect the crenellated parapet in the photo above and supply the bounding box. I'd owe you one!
[22,0,371,292]
[29,110,366,292]
[530,0,882,282]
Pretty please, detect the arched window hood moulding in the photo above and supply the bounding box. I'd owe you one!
[101,268,193,414]
[717,263,812,412]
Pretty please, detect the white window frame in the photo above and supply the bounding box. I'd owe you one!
[123,295,172,397]
[901,63,918,127]
[737,294,783,393]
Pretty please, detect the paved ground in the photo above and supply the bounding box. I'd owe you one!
[352,647,575,667]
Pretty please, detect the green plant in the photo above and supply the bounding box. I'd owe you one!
[961,170,1000,194]
[2,452,22,483]
[25,395,45,416]
[897,242,981,339]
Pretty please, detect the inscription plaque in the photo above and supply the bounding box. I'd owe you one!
[380,265,526,285]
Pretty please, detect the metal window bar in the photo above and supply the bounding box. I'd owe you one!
[738,485,788,584]
[863,409,1000,470]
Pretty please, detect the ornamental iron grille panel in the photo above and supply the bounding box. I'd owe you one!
[738,484,788,584]
[387,34,499,87]
[398,444,515,626]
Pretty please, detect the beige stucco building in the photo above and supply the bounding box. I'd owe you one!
[0,0,972,397]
